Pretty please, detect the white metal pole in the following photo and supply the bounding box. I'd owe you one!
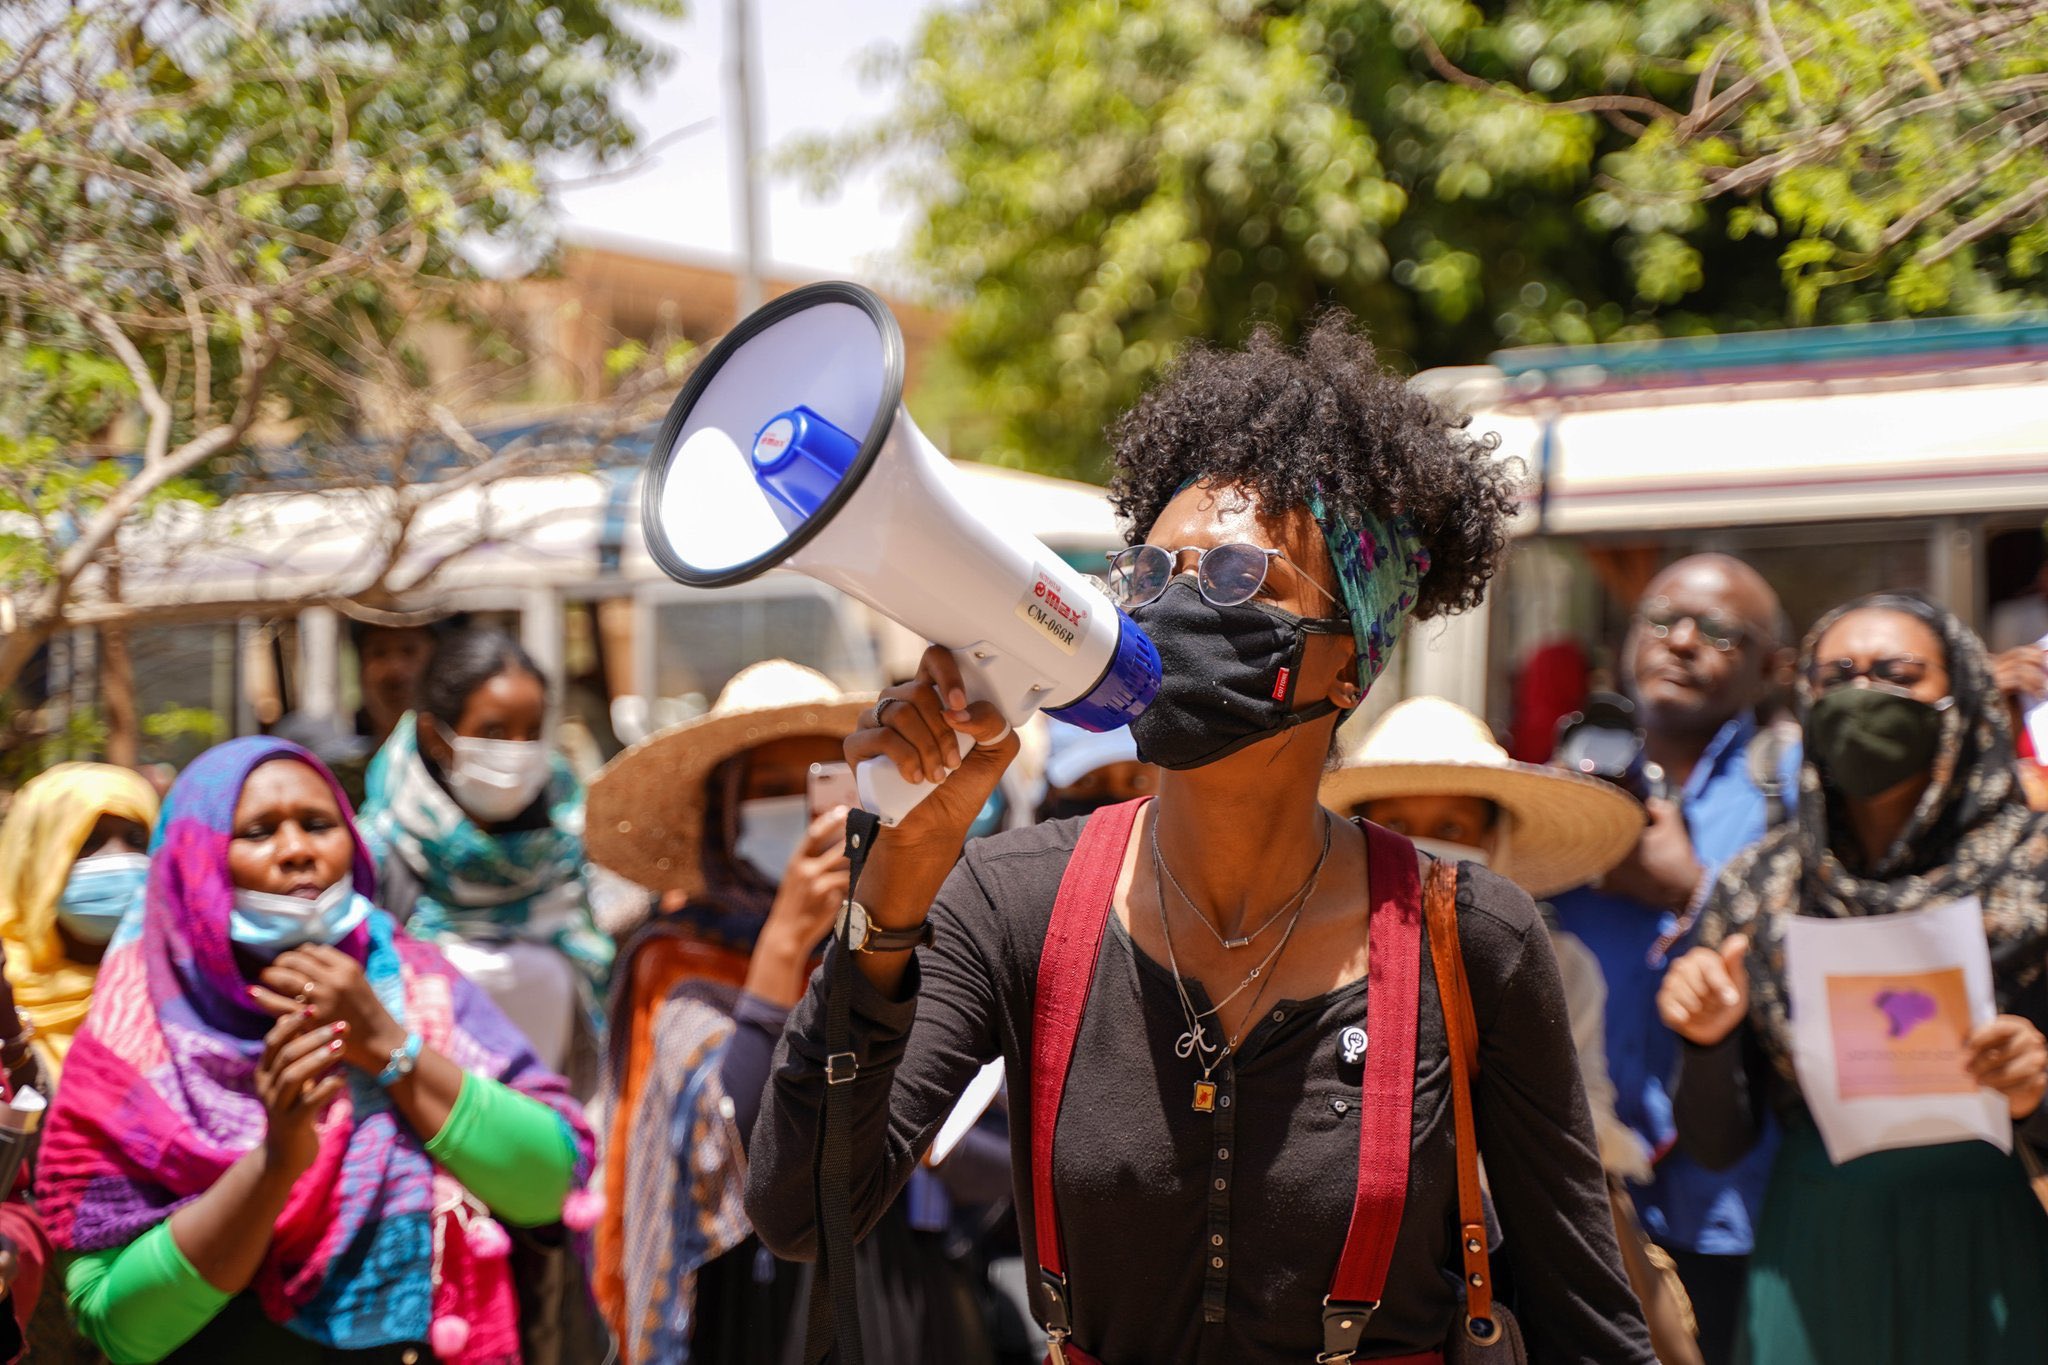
[729,0,766,318]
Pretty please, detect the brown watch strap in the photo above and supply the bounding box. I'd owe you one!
[1424,860,1494,1332]
[854,915,933,954]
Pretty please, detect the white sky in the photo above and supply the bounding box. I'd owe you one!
[554,0,933,284]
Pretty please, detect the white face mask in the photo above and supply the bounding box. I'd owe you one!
[735,794,811,883]
[439,722,551,824]
[229,878,369,956]
[1409,836,1491,868]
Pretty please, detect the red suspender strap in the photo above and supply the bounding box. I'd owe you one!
[1028,806,1431,1365]
[1320,822,1425,1363]
[1030,797,1146,1345]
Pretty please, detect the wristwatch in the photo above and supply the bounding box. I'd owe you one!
[839,901,934,954]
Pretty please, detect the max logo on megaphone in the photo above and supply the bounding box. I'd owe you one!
[1021,573,1085,655]
[635,281,1161,826]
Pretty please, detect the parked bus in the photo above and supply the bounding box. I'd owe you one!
[41,456,1124,772]
[1383,313,2048,754]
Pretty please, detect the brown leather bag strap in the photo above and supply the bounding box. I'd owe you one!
[1423,859,1500,1342]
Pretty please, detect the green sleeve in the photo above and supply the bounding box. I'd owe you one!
[65,1223,232,1365]
[425,1072,578,1226]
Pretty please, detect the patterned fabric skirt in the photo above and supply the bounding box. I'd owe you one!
[1742,1121,2048,1365]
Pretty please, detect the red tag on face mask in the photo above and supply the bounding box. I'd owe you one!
[1271,667,1291,702]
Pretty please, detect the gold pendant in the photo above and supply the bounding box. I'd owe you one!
[1192,1080,1217,1112]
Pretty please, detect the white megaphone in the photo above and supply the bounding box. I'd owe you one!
[640,281,1160,826]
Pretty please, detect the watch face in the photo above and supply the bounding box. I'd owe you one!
[843,903,870,947]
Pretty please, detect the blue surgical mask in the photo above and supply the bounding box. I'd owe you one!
[229,879,369,956]
[56,853,150,945]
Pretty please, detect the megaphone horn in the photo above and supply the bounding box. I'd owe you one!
[640,281,1160,826]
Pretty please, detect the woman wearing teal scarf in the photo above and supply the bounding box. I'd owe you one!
[359,630,612,1084]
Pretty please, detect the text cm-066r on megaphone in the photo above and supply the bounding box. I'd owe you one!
[637,281,1160,826]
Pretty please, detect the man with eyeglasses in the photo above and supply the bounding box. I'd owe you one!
[1550,554,1799,1365]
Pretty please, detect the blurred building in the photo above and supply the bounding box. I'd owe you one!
[414,230,952,413]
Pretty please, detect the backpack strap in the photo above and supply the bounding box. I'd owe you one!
[1319,821,1425,1364]
[1030,798,1147,1348]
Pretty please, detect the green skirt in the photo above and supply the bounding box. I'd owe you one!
[1742,1121,2048,1365]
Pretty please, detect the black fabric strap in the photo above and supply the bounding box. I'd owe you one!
[804,806,882,1365]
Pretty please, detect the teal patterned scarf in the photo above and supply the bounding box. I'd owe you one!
[359,713,613,992]
[1306,491,1430,688]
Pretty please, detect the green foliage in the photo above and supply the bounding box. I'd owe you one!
[141,705,227,748]
[0,702,110,795]
[818,0,2047,479]
[0,0,671,602]
[0,700,226,792]
[604,337,698,382]
[1657,1,2048,322]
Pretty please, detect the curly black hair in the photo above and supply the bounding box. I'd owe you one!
[1106,313,1519,622]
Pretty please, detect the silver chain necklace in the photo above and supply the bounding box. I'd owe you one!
[1149,841,1300,1046]
[1151,811,1331,1111]
[1155,810,1332,950]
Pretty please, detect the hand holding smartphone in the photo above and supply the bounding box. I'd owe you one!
[807,761,858,820]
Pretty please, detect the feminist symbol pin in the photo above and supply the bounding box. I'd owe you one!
[1339,1026,1368,1065]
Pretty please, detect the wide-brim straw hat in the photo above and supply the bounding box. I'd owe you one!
[1320,695,1645,899]
[586,660,872,898]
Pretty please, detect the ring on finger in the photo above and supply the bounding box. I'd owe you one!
[296,981,315,1004]
[875,696,910,726]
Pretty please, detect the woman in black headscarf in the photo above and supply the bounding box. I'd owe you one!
[1660,591,2048,1365]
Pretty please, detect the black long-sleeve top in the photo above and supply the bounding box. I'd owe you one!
[743,818,1654,1364]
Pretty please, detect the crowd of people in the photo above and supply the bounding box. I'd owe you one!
[0,315,2042,1364]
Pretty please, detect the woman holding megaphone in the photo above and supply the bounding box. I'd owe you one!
[745,317,1654,1364]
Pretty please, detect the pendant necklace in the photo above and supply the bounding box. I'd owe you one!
[1152,811,1331,1111]
[1156,811,1331,950]
[1149,833,1307,1039]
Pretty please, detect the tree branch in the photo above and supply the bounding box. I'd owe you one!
[1407,19,1680,122]
[1914,173,2048,264]
[1752,0,1810,123]
[80,310,173,465]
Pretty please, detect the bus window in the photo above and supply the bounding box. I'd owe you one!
[649,591,877,715]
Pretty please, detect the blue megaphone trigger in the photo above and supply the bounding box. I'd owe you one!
[749,403,1160,735]
[751,406,860,528]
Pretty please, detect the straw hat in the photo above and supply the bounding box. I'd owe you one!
[1320,695,1645,899]
[586,660,872,897]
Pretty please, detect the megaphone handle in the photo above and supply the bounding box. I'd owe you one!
[854,665,1016,828]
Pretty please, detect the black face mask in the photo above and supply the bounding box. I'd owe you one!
[1127,578,1352,771]
[1806,686,1950,799]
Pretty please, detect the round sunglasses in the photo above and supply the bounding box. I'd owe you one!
[1105,542,1346,613]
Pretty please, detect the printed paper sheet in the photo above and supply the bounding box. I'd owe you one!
[1784,897,2010,1164]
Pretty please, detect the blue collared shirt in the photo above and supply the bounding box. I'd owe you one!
[1552,713,1799,1257]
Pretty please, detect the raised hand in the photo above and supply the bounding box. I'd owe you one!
[747,808,857,1008]
[1657,934,1752,1047]
[848,646,1018,844]
[1599,798,1704,912]
[251,944,407,1075]
[254,1009,346,1179]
